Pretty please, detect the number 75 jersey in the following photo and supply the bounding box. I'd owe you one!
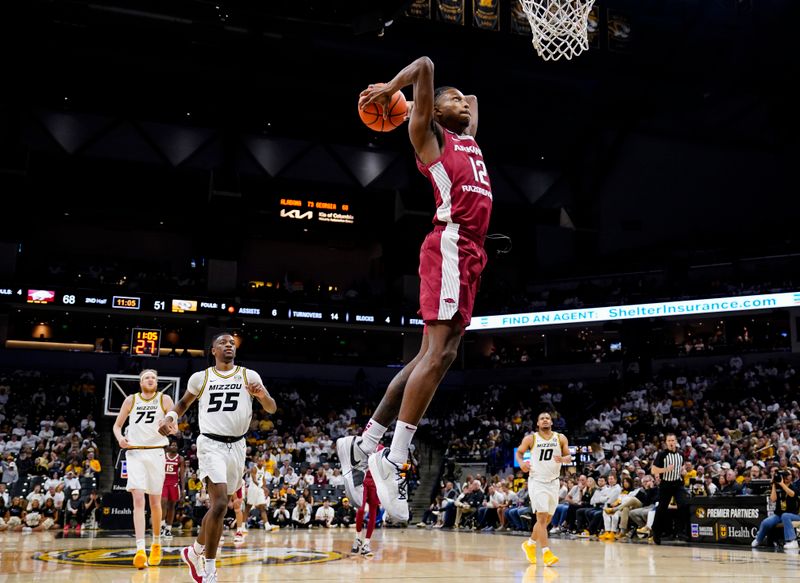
[126,392,170,448]
[187,366,259,437]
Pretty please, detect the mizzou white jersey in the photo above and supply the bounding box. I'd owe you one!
[528,431,562,484]
[253,466,267,488]
[126,392,169,448]
[187,366,259,437]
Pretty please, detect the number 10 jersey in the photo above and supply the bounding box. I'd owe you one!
[529,431,562,484]
[187,366,258,437]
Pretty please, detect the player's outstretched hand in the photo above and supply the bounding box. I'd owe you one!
[158,417,178,436]
[359,84,395,119]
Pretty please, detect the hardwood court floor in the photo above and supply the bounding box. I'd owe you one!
[0,528,797,582]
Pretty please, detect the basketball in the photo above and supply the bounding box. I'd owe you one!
[358,85,407,132]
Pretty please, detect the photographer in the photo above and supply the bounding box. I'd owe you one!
[751,471,800,550]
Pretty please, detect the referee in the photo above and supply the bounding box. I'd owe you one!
[650,433,688,544]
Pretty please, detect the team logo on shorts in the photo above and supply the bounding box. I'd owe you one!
[34,546,342,567]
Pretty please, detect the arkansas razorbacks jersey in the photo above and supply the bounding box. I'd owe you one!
[164,453,182,486]
[416,127,493,239]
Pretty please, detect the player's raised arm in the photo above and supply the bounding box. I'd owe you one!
[464,95,478,137]
[359,56,439,163]
[112,394,134,449]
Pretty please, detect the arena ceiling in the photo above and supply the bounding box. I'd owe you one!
[1,0,798,266]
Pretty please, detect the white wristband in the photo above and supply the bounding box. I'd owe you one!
[166,411,178,423]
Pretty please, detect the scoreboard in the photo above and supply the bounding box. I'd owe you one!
[130,328,161,357]
[1,286,424,329]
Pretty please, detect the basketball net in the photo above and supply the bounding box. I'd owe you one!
[519,0,595,62]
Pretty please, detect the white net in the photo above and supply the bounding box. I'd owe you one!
[519,0,596,62]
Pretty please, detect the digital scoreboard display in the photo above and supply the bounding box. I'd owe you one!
[112,295,141,310]
[279,197,354,225]
[131,328,161,357]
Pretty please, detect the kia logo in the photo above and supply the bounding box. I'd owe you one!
[280,209,313,220]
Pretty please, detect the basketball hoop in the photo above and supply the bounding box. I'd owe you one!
[519,0,595,62]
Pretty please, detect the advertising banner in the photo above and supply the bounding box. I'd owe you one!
[689,497,767,546]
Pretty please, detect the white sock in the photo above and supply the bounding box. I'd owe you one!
[527,538,536,546]
[357,530,365,542]
[388,421,416,465]
[364,538,371,546]
[360,419,388,454]
[136,539,146,552]
[153,535,160,544]
[193,541,205,555]
[543,546,550,554]
[205,558,216,575]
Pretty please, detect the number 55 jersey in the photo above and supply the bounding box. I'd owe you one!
[187,366,262,438]
[187,366,263,495]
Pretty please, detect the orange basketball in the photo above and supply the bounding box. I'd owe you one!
[358,86,407,132]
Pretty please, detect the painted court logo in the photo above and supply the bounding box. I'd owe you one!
[34,546,342,568]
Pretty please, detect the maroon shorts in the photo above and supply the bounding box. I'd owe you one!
[162,482,180,502]
[418,224,487,328]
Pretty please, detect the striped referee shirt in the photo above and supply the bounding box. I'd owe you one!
[653,449,683,483]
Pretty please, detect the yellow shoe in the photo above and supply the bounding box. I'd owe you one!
[543,549,559,567]
[133,549,148,569]
[521,539,537,564]
[149,542,162,566]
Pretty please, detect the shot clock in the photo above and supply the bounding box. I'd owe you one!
[131,328,161,357]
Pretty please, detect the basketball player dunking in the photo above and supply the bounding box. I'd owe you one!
[113,369,174,569]
[337,56,492,522]
[159,332,276,583]
[161,441,184,539]
[516,412,571,567]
